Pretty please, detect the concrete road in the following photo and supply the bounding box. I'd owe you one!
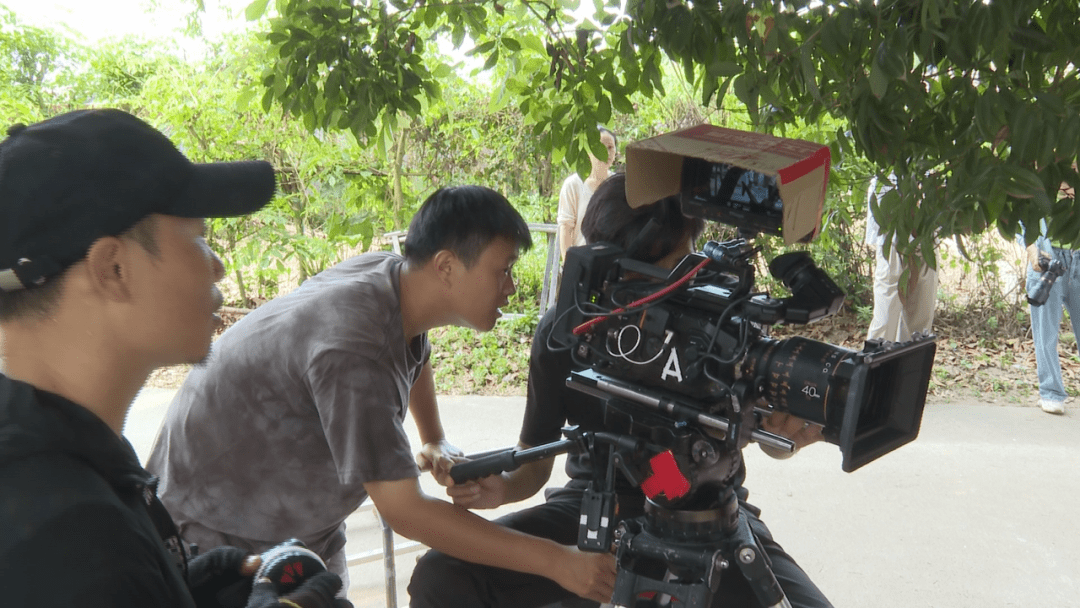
[125,390,1080,607]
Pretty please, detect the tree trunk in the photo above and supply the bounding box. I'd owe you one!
[391,125,409,229]
[227,230,248,306]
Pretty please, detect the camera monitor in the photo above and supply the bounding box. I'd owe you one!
[624,123,831,244]
[681,158,783,237]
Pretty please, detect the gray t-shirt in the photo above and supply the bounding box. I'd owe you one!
[147,252,428,557]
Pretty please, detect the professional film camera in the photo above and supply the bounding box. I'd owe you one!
[453,126,938,607]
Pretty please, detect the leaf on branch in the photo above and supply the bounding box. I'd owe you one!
[868,58,888,99]
[1000,164,1047,202]
[245,0,270,22]
[483,48,500,72]
[799,45,820,102]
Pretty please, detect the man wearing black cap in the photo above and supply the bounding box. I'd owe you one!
[0,109,345,607]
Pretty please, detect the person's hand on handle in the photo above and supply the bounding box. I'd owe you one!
[415,439,465,486]
[759,412,824,460]
[444,471,509,510]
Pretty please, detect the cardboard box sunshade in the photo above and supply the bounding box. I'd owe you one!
[625,124,831,245]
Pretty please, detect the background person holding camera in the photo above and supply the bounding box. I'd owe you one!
[408,173,832,608]
[1025,224,1080,416]
[0,109,346,608]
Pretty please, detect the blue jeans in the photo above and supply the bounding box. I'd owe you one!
[1027,246,1080,402]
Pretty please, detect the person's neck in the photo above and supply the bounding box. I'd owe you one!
[587,163,609,185]
[398,260,449,341]
[0,320,151,436]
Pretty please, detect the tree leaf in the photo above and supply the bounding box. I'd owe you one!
[1000,164,1047,201]
[245,0,270,22]
[868,57,888,99]
[800,44,821,102]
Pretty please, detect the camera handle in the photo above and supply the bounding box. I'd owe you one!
[448,437,580,484]
[449,428,664,553]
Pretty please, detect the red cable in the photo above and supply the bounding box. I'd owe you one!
[572,257,711,336]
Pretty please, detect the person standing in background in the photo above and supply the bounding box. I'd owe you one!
[1026,236,1079,415]
[557,126,617,261]
[865,174,938,342]
[1025,179,1079,415]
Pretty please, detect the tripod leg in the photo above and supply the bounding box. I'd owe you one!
[727,510,791,608]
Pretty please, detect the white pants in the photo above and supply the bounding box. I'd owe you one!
[867,243,938,342]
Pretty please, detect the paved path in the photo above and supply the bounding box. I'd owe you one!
[126,390,1079,607]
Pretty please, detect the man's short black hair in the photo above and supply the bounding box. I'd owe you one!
[580,173,705,263]
[404,186,533,267]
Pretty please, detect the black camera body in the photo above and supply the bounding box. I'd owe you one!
[542,235,938,606]
[1028,254,1067,307]
[541,135,937,606]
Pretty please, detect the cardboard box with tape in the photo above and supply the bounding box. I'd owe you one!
[624,124,831,245]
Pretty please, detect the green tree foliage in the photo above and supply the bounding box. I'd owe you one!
[251,0,1080,262]
[0,7,83,119]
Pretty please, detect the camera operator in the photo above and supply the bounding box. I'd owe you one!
[409,173,833,608]
[146,186,617,603]
[0,109,345,607]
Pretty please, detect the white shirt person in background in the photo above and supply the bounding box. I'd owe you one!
[864,174,938,342]
[557,126,617,261]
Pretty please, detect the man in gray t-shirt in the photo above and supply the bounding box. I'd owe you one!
[148,186,618,603]
[149,252,426,572]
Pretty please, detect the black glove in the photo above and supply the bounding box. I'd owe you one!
[188,546,256,608]
[245,571,352,608]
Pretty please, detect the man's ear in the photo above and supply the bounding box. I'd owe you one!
[83,237,135,302]
[432,249,458,285]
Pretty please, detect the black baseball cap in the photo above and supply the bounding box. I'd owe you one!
[0,108,277,292]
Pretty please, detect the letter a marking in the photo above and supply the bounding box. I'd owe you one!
[661,350,683,383]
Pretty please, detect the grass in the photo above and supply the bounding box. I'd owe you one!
[428,313,538,395]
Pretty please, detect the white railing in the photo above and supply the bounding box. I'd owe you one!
[345,503,425,608]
